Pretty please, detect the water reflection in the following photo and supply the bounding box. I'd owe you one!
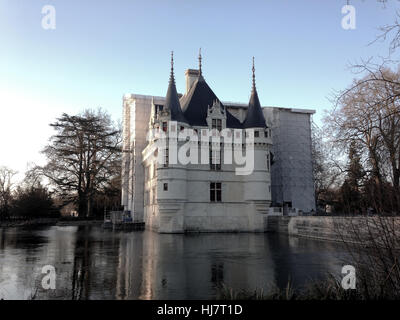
[266,233,344,289]
[0,226,347,300]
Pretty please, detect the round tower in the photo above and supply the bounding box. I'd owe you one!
[242,58,272,230]
[155,52,188,233]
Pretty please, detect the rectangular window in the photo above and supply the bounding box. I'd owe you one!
[266,153,270,171]
[264,130,268,138]
[212,119,222,131]
[216,183,221,201]
[209,147,221,171]
[254,131,259,138]
[210,182,222,202]
[162,122,167,132]
[164,148,169,167]
[163,183,168,191]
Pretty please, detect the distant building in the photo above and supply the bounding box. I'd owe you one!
[121,53,315,233]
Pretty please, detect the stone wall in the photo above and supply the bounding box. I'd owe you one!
[265,216,400,244]
[264,216,291,234]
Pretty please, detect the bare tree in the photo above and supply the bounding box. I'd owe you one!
[0,166,17,220]
[333,215,400,299]
[311,122,341,212]
[325,67,400,213]
[373,11,400,54]
[31,109,122,218]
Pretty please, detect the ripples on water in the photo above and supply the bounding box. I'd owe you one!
[0,225,348,300]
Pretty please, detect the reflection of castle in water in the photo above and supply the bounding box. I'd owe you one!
[0,226,346,299]
[266,234,343,289]
[115,232,277,299]
[114,232,344,299]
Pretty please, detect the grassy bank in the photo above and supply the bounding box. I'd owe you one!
[0,218,58,228]
[217,270,400,300]
[0,217,103,228]
[216,278,361,300]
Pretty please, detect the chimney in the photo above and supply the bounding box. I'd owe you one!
[185,69,199,94]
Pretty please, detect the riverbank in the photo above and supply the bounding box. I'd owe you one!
[0,218,58,228]
[56,220,103,226]
[0,218,103,228]
[265,215,400,244]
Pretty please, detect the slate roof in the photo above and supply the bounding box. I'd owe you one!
[180,76,243,128]
[164,59,188,124]
[242,59,267,128]
[242,87,267,128]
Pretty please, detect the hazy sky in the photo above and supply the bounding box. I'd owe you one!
[0,0,399,181]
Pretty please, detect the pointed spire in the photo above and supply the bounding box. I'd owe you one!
[243,57,267,128]
[197,48,205,82]
[164,51,188,124]
[252,57,256,91]
[169,51,175,83]
[198,48,202,76]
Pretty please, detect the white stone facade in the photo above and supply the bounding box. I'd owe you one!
[121,70,315,233]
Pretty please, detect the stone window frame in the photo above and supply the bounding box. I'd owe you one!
[209,145,221,171]
[210,182,222,202]
[212,118,222,131]
[163,148,169,168]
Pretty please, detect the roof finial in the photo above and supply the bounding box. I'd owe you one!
[198,48,202,76]
[170,51,175,83]
[252,56,256,91]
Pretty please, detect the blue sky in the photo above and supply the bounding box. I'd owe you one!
[0,0,399,178]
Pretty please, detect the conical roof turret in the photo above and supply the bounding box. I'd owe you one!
[243,57,267,128]
[164,51,188,124]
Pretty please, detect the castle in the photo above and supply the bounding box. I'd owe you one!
[121,53,315,233]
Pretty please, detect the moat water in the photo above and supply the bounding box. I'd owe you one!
[0,225,350,300]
